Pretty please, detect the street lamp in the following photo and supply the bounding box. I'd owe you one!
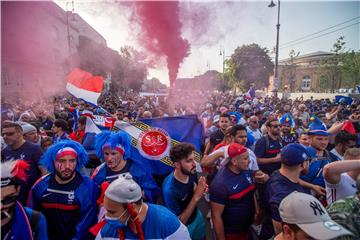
[219,46,225,74]
[268,0,280,97]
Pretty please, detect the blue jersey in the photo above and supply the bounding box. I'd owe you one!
[27,172,98,240]
[92,160,159,203]
[1,141,42,204]
[95,204,190,239]
[210,166,255,234]
[267,170,310,222]
[1,202,48,240]
[53,133,69,144]
[162,172,198,225]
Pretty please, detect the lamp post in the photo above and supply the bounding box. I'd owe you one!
[268,0,280,97]
[65,1,74,56]
[219,46,225,74]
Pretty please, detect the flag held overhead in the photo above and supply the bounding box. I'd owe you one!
[66,68,104,106]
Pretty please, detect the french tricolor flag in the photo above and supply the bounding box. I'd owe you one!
[66,68,104,106]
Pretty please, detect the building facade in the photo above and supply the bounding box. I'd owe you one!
[278,51,340,92]
[1,1,107,102]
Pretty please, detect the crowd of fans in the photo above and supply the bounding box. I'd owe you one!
[1,89,360,240]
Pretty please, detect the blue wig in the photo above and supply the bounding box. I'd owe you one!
[40,140,89,173]
[95,130,132,160]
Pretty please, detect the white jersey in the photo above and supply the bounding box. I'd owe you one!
[325,173,357,205]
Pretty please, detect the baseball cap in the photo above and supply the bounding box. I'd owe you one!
[19,122,37,134]
[279,192,353,240]
[281,143,310,166]
[213,115,220,123]
[105,173,142,203]
[227,143,247,159]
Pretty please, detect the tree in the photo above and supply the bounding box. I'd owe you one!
[341,50,360,88]
[225,43,274,90]
[280,49,300,91]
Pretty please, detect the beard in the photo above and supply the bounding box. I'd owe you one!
[55,169,75,181]
[180,165,196,176]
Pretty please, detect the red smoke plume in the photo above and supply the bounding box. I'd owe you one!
[130,1,190,89]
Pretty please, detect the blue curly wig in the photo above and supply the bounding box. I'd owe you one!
[40,140,89,173]
[95,130,132,160]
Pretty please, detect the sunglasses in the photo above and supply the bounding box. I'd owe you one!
[251,121,259,123]
[1,132,15,137]
[1,195,17,205]
[271,125,280,128]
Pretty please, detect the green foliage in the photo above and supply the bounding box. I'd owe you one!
[224,43,274,90]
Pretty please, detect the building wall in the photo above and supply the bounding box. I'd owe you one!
[278,52,338,92]
[1,1,107,102]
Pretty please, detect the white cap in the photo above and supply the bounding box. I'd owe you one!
[279,192,353,240]
[105,173,142,203]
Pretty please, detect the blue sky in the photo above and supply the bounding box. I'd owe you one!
[55,1,360,85]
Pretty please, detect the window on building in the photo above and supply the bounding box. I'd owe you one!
[302,76,311,91]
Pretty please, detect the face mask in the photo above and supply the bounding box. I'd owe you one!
[105,209,129,229]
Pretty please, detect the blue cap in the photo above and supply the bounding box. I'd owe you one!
[281,143,310,166]
[308,116,330,136]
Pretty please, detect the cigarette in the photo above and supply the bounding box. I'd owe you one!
[3,210,11,218]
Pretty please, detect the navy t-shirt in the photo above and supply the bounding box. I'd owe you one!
[210,166,255,234]
[267,170,310,221]
[254,135,282,175]
[1,141,42,204]
[162,173,198,226]
[40,173,83,240]
[210,129,225,147]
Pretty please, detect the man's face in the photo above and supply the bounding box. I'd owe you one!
[54,155,77,181]
[249,117,259,130]
[77,122,85,131]
[234,130,247,146]
[116,111,124,120]
[24,130,39,143]
[2,127,22,146]
[176,152,196,176]
[299,134,310,146]
[281,123,291,134]
[104,197,129,224]
[267,121,281,136]
[104,148,124,170]
[1,185,19,220]
[310,135,329,151]
[219,117,230,131]
[229,105,235,112]
[232,152,249,171]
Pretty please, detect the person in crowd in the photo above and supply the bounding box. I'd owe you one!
[301,117,339,195]
[68,115,86,143]
[92,130,159,203]
[52,119,69,143]
[162,143,207,240]
[41,136,53,152]
[205,113,231,154]
[274,191,353,240]
[324,148,360,204]
[247,115,262,142]
[210,143,256,240]
[267,143,311,234]
[21,122,41,145]
[298,132,310,146]
[330,131,357,160]
[90,173,191,239]
[279,113,298,146]
[27,140,98,240]
[1,121,44,204]
[1,160,48,240]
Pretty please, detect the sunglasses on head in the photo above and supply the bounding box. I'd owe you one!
[1,195,17,205]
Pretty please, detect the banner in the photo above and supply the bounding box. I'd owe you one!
[113,115,204,175]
